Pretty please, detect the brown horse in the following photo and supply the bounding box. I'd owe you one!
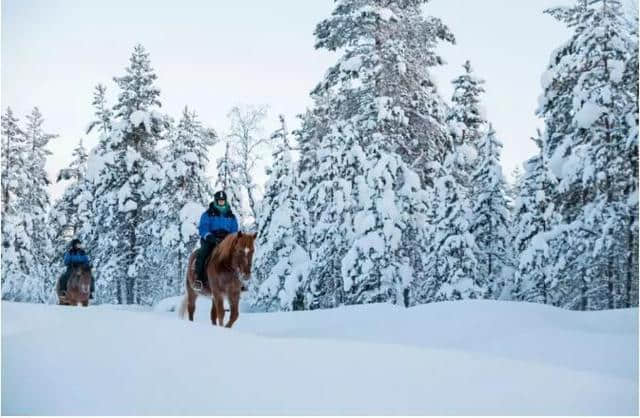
[57,264,92,307]
[179,231,256,328]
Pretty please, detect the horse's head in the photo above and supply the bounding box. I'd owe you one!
[69,264,92,295]
[233,231,257,279]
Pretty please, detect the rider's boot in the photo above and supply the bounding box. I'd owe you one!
[59,270,70,295]
[195,244,209,285]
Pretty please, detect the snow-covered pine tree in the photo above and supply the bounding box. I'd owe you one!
[313,0,454,186]
[446,60,486,189]
[621,6,639,309]
[342,141,429,306]
[538,0,638,309]
[470,125,512,299]
[1,108,25,218]
[1,107,56,302]
[419,154,483,302]
[440,60,488,299]
[1,107,32,301]
[87,44,166,304]
[140,107,217,304]
[507,165,524,208]
[295,104,331,190]
[87,84,113,142]
[52,140,89,237]
[303,122,365,309]
[23,107,56,300]
[299,0,454,308]
[252,115,310,311]
[512,134,556,304]
[75,84,114,288]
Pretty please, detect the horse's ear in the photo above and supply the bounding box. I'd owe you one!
[237,231,243,238]
[252,232,257,239]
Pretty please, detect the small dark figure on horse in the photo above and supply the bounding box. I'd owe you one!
[57,238,94,306]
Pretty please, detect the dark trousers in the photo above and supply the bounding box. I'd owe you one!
[60,266,95,293]
[196,238,220,282]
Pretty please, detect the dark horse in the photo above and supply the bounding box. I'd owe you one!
[56,264,92,307]
[179,232,256,328]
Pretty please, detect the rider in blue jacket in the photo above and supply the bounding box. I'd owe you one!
[60,239,94,298]
[196,190,239,284]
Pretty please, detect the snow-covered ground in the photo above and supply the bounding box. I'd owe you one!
[2,299,638,415]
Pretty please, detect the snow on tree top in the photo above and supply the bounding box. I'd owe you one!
[358,5,398,22]
[130,110,153,133]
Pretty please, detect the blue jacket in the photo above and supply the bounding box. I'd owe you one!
[198,206,238,240]
[64,249,90,266]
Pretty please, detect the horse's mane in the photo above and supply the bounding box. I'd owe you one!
[210,233,256,272]
[71,264,91,273]
[211,233,239,271]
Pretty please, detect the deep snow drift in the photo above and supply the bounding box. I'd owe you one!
[2,299,638,415]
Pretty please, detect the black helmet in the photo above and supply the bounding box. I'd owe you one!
[214,190,227,201]
[71,238,81,248]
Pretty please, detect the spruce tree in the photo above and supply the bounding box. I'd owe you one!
[1,108,31,301]
[537,0,638,309]
[1,108,25,218]
[24,108,56,300]
[1,107,56,302]
[252,116,311,311]
[420,155,483,302]
[300,0,454,308]
[512,135,556,304]
[470,125,512,298]
[88,44,166,304]
[140,107,217,303]
[303,122,365,309]
[447,60,486,189]
[313,0,454,185]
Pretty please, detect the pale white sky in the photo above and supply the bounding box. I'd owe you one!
[2,0,608,200]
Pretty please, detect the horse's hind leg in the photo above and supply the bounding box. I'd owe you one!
[225,290,240,328]
[187,288,197,322]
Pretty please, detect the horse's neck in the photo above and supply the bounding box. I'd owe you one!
[68,276,79,289]
[68,274,86,289]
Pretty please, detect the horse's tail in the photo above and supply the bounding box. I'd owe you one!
[177,294,188,319]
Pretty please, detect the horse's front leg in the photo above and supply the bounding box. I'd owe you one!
[225,290,240,328]
[210,295,218,326]
[82,300,88,307]
[213,292,225,326]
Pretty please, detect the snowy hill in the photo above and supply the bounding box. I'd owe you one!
[2,300,637,415]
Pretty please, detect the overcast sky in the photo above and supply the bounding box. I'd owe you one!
[2,0,614,200]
